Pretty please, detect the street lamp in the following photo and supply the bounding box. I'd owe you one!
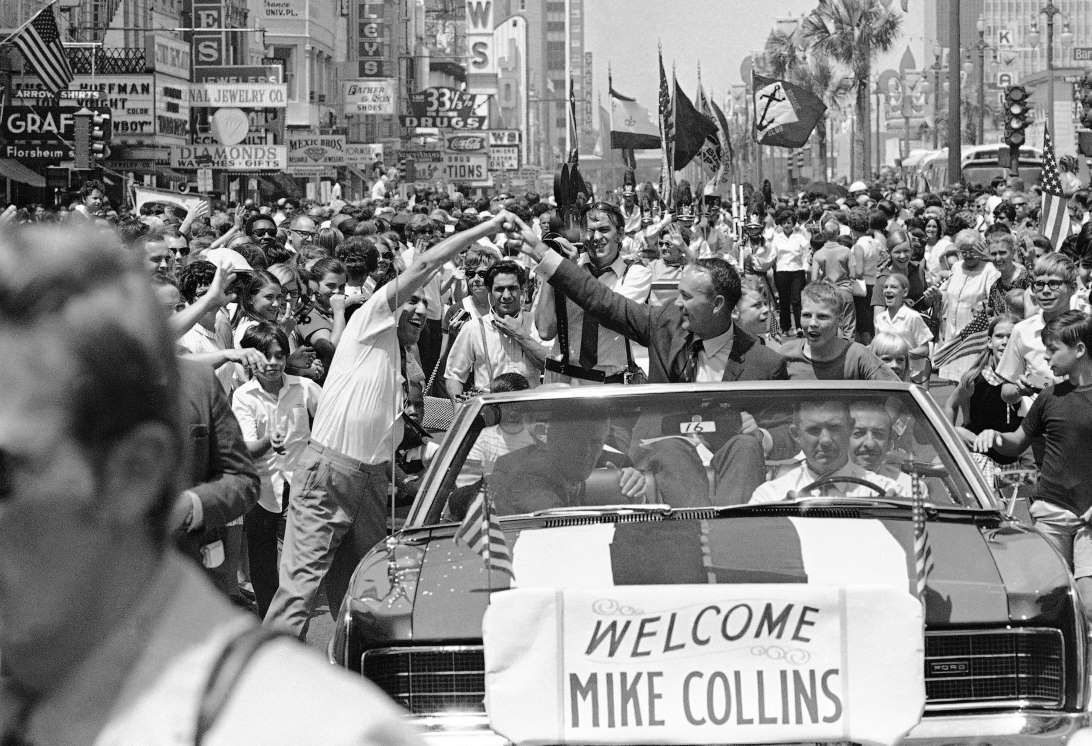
[900,70,922,160]
[1029,1,1074,137]
[972,16,1000,146]
[927,44,943,148]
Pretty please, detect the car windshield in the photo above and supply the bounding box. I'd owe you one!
[424,388,986,525]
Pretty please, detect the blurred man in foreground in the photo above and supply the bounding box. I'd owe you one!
[0,225,420,745]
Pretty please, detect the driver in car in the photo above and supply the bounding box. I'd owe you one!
[750,400,899,503]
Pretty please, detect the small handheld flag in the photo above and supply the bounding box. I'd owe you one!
[455,488,514,580]
[911,474,935,602]
[1039,129,1072,250]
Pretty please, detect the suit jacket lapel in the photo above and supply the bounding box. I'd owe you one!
[721,324,757,382]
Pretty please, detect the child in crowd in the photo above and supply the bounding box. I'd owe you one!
[734,275,780,345]
[944,314,1023,483]
[873,272,933,381]
[972,311,1092,618]
[869,332,911,381]
[231,323,322,619]
[776,281,899,381]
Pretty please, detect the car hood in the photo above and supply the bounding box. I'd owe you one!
[397,512,1072,641]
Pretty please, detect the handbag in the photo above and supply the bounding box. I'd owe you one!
[421,319,492,432]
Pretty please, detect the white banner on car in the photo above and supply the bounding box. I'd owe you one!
[484,584,924,745]
[132,186,208,216]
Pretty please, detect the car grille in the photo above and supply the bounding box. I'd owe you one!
[362,629,1066,716]
[361,646,486,716]
[924,628,1065,710]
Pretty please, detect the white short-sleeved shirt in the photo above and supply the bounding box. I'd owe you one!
[231,375,321,512]
[750,461,898,504]
[310,286,403,464]
[444,313,548,389]
[995,311,1064,414]
[771,230,810,272]
[874,304,933,349]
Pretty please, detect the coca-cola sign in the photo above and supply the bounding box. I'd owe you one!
[445,133,487,152]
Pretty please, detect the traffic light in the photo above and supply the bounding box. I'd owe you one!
[1003,85,1030,149]
[72,107,92,170]
[90,110,111,163]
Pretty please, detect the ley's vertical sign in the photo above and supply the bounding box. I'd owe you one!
[357,2,389,78]
[191,1,225,66]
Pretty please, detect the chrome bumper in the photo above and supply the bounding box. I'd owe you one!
[408,711,1091,745]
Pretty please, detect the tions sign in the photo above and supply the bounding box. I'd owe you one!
[483,585,924,745]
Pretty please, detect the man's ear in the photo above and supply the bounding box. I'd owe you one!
[97,422,177,529]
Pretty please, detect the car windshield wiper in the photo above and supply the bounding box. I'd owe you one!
[530,503,674,518]
[769,495,912,509]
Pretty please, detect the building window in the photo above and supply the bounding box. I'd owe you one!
[272,45,297,100]
[546,21,565,31]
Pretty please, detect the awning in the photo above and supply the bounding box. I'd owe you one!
[0,159,46,188]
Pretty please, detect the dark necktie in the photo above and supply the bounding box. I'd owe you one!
[578,264,605,368]
[676,336,703,383]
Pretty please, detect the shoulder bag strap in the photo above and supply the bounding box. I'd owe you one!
[194,626,284,746]
[478,317,495,386]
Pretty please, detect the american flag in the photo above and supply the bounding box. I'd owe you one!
[12,4,72,95]
[911,474,935,602]
[932,307,991,369]
[454,488,513,580]
[657,45,675,207]
[1039,128,1072,251]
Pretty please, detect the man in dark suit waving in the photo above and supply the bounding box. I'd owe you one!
[512,215,788,505]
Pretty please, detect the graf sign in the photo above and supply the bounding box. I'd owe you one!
[171,143,287,170]
[485,585,924,745]
[343,79,396,115]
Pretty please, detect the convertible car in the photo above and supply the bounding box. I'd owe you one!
[329,381,1089,744]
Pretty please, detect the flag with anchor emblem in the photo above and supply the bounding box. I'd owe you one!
[752,73,827,149]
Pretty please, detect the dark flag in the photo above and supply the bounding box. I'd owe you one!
[658,46,675,207]
[694,76,721,176]
[752,73,827,148]
[12,4,73,95]
[673,75,717,171]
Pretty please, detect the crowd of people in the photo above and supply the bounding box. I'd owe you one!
[3,164,1092,738]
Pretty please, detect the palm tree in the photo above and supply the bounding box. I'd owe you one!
[801,0,901,180]
[764,28,843,180]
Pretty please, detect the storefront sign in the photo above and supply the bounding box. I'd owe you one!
[194,65,283,84]
[488,145,519,171]
[445,133,488,152]
[401,114,487,130]
[68,76,154,142]
[190,83,287,108]
[3,142,69,161]
[261,0,300,17]
[146,34,191,79]
[170,143,287,170]
[190,0,226,66]
[346,142,384,164]
[287,134,346,174]
[443,152,489,183]
[465,0,496,95]
[402,148,444,180]
[488,129,521,147]
[484,585,924,745]
[1,105,111,142]
[343,79,396,115]
[155,75,190,144]
[357,1,391,78]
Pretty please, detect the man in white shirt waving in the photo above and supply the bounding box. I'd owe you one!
[264,210,519,640]
[751,400,898,504]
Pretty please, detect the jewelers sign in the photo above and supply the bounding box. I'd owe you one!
[483,585,924,745]
[170,143,287,170]
[343,79,395,115]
